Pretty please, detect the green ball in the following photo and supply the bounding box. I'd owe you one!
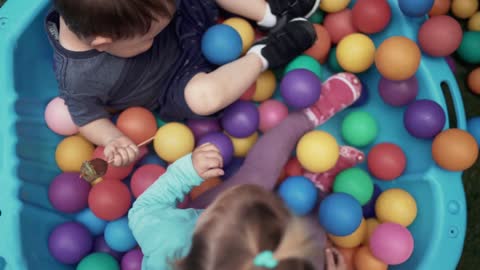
[284,55,323,79]
[328,47,344,73]
[457,31,480,64]
[333,168,373,206]
[156,116,166,128]
[76,253,119,270]
[308,10,324,24]
[341,111,378,147]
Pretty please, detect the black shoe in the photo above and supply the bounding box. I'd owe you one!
[253,18,317,69]
[267,0,320,30]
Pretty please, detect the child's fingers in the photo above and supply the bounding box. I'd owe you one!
[325,249,336,270]
[202,168,224,179]
[330,248,345,267]
[199,143,220,153]
[125,145,138,163]
[201,157,223,170]
[117,147,129,166]
[202,151,224,167]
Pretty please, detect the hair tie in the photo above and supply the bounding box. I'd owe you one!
[254,250,278,269]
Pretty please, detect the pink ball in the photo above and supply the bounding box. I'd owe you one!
[258,100,289,133]
[130,164,166,198]
[45,97,78,136]
[369,222,414,265]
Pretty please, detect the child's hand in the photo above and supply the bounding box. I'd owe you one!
[104,135,139,167]
[325,248,347,270]
[192,143,224,179]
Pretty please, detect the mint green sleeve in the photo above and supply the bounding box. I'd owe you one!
[128,154,204,270]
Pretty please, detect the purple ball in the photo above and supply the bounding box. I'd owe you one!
[363,184,382,218]
[221,101,259,138]
[280,69,321,109]
[48,222,93,264]
[49,172,91,213]
[198,132,234,166]
[404,99,446,139]
[94,235,124,261]
[121,249,143,270]
[187,119,221,141]
[445,56,456,73]
[379,76,418,107]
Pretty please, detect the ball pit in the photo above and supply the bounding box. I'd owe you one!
[130,164,166,198]
[116,107,157,145]
[154,123,195,163]
[468,67,480,94]
[354,246,388,270]
[467,117,480,144]
[468,12,480,31]
[319,0,351,13]
[363,218,380,245]
[362,184,382,218]
[432,128,479,171]
[278,176,318,216]
[284,55,323,79]
[334,168,374,206]
[93,236,124,261]
[399,0,435,17]
[121,249,143,270]
[251,70,277,102]
[75,209,107,236]
[186,119,221,141]
[223,17,254,53]
[429,0,451,16]
[55,135,95,172]
[258,100,289,133]
[77,253,120,270]
[92,146,135,180]
[456,31,480,64]
[451,0,478,19]
[341,111,378,147]
[304,24,331,62]
[328,218,366,248]
[228,132,258,158]
[88,179,132,221]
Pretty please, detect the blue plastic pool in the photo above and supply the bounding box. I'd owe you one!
[0,0,467,269]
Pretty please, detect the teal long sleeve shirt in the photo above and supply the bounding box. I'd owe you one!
[128,154,204,270]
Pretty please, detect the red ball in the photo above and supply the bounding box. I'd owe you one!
[367,143,406,181]
[93,146,135,181]
[258,100,289,133]
[130,164,166,198]
[304,24,332,63]
[116,107,158,145]
[285,157,304,177]
[88,179,132,221]
[323,9,357,44]
[418,15,463,57]
[352,0,392,34]
[240,83,256,101]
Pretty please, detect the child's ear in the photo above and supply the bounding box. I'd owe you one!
[90,36,113,51]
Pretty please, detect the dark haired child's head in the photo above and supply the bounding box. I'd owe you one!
[177,185,326,270]
[54,0,176,57]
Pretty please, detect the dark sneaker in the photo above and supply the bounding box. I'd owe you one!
[266,0,320,31]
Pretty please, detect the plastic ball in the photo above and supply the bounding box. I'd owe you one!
[186,119,221,141]
[370,222,414,265]
[88,179,132,221]
[45,97,78,135]
[154,123,195,163]
[375,188,417,227]
[363,218,380,245]
[362,184,382,218]
[223,17,254,53]
[337,33,376,73]
[309,10,325,24]
[49,172,91,213]
[418,15,463,57]
[137,151,167,167]
[451,0,478,19]
[105,217,137,253]
[328,47,344,72]
[429,0,451,16]
[468,67,480,94]
[121,249,143,270]
[131,164,166,198]
[338,248,357,270]
[56,135,95,172]
[323,9,357,44]
[280,69,322,109]
[457,31,480,64]
[320,0,351,13]
[304,24,332,62]
[240,83,256,101]
[48,222,93,264]
[177,195,191,209]
[399,0,435,17]
[284,157,304,177]
[190,177,222,200]
[223,157,244,179]
[351,80,369,107]
[284,55,323,79]
[404,100,446,139]
[319,193,363,236]
[201,24,242,65]
[367,143,406,180]
[354,246,388,270]
[77,253,120,270]
[75,209,108,236]
[352,0,392,34]
[116,107,157,145]
[92,147,134,181]
[93,236,124,261]
[378,76,418,107]
[228,132,258,158]
[329,219,366,249]
[297,131,340,173]
[432,128,479,171]
[468,12,480,31]
[198,132,234,165]
[375,36,421,81]
[252,70,277,102]
[221,101,259,138]
[278,176,319,216]
[334,168,374,206]
[467,117,480,144]
[341,111,378,147]
[258,100,289,133]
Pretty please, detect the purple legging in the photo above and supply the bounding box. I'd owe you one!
[188,112,313,209]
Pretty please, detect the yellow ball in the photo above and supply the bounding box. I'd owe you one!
[228,132,259,157]
[296,131,339,173]
[363,218,380,245]
[154,122,195,163]
[224,17,255,53]
[320,0,351,12]
[329,219,366,248]
[337,33,376,73]
[252,70,277,102]
[55,135,95,172]
[468,12,480,31]
[375,188,418,227]
[452,0,479,19]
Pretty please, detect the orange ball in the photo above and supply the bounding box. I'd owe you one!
[429,0,451,16]
[432,128,479,171]
[468,67,480,94]
[117,107,158,145]
[338,247,357,270]
[285,157,305,177]
[375,36,421,81]
[304,24,332,63]
[190,177,222,200]
[354,246,388,270]
[88,179,132,221]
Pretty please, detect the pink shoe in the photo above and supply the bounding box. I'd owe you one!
[304,72,362,126]
[304,146,365,193]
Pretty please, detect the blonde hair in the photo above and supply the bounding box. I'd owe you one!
[176,184,326,270]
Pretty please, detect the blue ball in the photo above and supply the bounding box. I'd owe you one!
[362,184,382,218]
[137,151,167,168]
[351,80,369,107]
[318,193,363,236]
[467,117,480,146]
[398,0,434,17]
[278,176,319,216]
[104,217,137,252]
[201,24,243,65]
[75,208,107,236]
